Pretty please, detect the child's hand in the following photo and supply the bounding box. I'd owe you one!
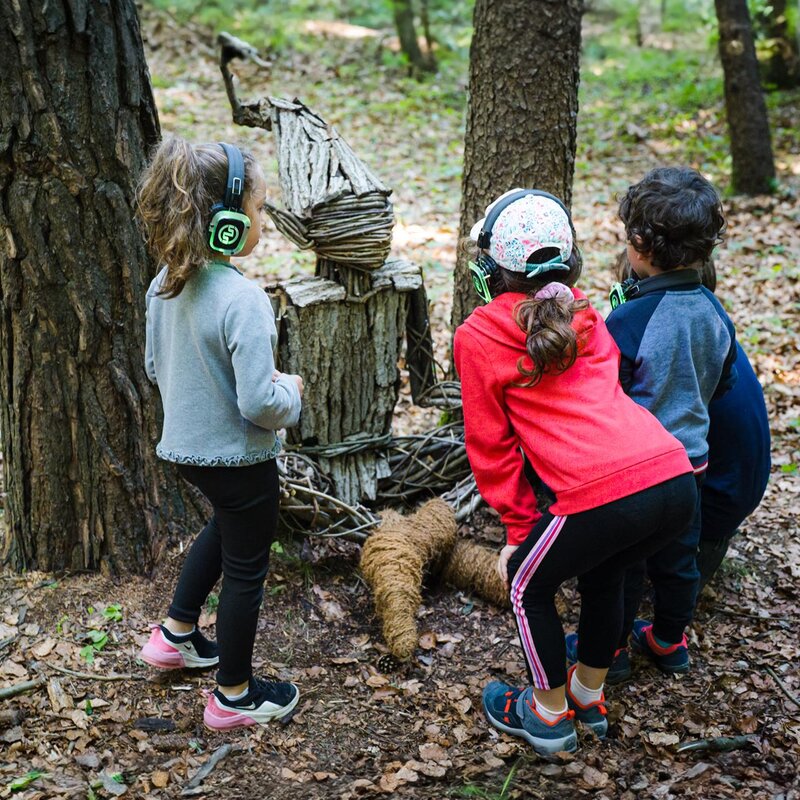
[497,544,519,590]
[273,371,304,397]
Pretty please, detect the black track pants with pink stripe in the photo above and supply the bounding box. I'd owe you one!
[506,473,697,690]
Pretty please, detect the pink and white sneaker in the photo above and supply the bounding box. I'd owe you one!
[204,676,300,730]
[139,625,219,670]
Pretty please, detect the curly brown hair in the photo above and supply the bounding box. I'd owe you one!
[135,136,259,297]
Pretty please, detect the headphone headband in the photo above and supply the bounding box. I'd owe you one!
[219,142,245,211]
[477,189,569,250]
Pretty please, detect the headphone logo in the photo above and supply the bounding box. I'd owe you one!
[218,224,240,246]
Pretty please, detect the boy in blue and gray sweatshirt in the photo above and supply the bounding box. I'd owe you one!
[605,167,737,678]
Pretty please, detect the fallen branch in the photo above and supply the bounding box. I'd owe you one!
[182,743,237,794]
[32,661,146,682]
[676,735,755,754]
[0,676,45,701]
[764,666,800,708]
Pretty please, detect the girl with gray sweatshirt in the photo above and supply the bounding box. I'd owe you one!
[136,136,303,730]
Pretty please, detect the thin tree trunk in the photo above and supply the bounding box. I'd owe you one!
[759,0,800,88]
[715,0,777,195]
[392,0,435,73]
[451,0,584,332]
[0,0,205,573]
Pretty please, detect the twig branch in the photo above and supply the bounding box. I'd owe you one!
[182,743,238,794]
[0,676,45,700]
[764,666,800,708]
[676,735,755,754]
[32,661,146,682]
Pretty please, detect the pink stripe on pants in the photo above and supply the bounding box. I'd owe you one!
[510,515,567,689]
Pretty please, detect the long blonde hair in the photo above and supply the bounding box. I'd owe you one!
[135,137,258,297]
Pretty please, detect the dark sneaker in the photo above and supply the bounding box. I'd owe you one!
[482,681,577,756]
[204,676,300,730]
[140,625,218,670]
[631,619,689,674]
[565,633,631,684]
[565,665,608,738]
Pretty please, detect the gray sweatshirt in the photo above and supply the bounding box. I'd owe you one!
[145,261,301,467]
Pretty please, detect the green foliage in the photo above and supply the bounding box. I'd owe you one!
[451,760,520,799]
[80,629,109,664]
[9,772,46,792]
[102,604,123,622]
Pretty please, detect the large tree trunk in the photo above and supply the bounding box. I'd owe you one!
[451,0,584,332]
[0,0,204,573]
[715,0,777,195]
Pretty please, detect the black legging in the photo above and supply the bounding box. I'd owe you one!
[168,459,279,686]
[506,473,697,690]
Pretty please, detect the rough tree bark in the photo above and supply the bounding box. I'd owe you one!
[0,0,204,573]
[273,259,423,505]
[715,0,777,195]
[451,0,584,332]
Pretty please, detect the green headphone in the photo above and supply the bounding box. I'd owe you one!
[469,189,571,304]
[207,143,251,256]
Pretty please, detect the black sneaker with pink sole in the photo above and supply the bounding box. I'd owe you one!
[139,625,219,670]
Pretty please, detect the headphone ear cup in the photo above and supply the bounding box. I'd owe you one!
[208,209,251,255]
[469,253,498,303]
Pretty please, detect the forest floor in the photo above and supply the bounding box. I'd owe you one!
[1,5,799,799]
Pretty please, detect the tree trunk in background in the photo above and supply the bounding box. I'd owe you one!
[715,0,777,195]
[392,0,435,73]
[451,0,584,333]
[758,0,800,88]
[0,0,205,573]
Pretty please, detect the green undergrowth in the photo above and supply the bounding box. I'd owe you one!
[143,0,798,199]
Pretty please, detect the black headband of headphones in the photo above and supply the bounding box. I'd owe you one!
[476,189,570,250]
[219,142,245,211]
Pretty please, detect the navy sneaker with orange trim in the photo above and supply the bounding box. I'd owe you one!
[631,619,690,674]
[564,633,631,684]
[565,665,608,738]
[482,682,577,756]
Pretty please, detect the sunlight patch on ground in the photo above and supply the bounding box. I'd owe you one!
[301,19,381,39]
[392,221,456,249]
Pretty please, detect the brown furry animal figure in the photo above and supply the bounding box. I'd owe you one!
[440,539,511,609]
[360,498,456,659]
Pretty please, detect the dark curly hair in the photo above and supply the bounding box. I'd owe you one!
[619,167,726,271]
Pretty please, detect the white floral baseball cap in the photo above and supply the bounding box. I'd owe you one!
[469,189,573,276]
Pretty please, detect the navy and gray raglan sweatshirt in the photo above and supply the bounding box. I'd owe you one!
[605,269,737,471]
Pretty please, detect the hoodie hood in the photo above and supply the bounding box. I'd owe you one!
[462,287,599,364]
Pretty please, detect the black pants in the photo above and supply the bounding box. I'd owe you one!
[168,459,279,686]
[620,474,704,646]
[507,473,697,690]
